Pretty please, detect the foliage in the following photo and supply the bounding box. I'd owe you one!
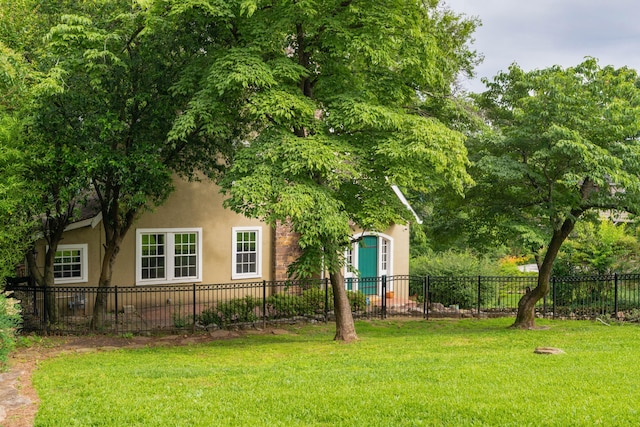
[161,0,480,340]
[197,287,367,325]
[410,250,504,308]
[553,220,640,276]
[0,291,21,370]
[171,302,192,329]
[198,296,260,327]
[31,319,640,426]
[19,1,237,328]
[0,118,38,282]
[194,0,481,278]
[265,293,301,318]
[410,250,501,277]
[497,255,537,276]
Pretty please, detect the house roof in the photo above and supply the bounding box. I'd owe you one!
[391,185,423,225]
[64,198,102,232]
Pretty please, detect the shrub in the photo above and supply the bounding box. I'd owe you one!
[0,291,22,370]
[410,250,500,307]
[266,293,302,318]
[346,290,368,312]
[427,277,496,309]
[266,287,367,318]
[299,287,332,315]
[410,250,500,277]
[197,296,260,327]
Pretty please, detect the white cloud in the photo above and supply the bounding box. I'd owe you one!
[445,0,640,92]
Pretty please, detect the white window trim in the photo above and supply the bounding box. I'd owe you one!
[232,226,262,280]
[343,233,394,283]
[53,244,88,284]
[136,228,203,285]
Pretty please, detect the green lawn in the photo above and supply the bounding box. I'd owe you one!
[32,318,640,426]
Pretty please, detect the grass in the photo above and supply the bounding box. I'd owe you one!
[31,318,640,426]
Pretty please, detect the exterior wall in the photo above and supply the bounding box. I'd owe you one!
[273,220,301,281]
[36,177,272,287]
[113,177,272,286]
[34,176,411,289]
[384,223,410,277]
[33,224,103,286]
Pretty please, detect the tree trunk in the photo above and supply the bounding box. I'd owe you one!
[512,219,576,328]
[26,245,60,324]
[330,270,358,342]
[90,236,121,330]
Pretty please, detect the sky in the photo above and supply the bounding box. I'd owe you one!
[443,0,640,93]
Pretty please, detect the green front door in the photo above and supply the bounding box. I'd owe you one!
[358,236,378,295]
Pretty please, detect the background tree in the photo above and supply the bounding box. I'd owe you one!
[1,0,108,322]
[552,219,640,276]
[0,18,38,283]
[471,59,640,328]
[164,0,481,341]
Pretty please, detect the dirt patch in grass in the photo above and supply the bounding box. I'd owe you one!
[2,328,291,427]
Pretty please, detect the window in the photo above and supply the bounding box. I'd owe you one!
[53,244,88,284]
[380,238,390,274]
[232,227,262,279]
[136,228,202,285]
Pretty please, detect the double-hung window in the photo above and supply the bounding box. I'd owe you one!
[232,227,262,280]
[136,228,202,285]
[53,244,88,284]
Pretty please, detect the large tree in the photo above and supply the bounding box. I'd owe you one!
[37,0,235,328]
[168,0,479,341]
[472,59,640,328]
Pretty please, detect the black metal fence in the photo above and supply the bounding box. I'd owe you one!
[417,274,640,320]
[6,274,640,335]
[6,275,421,335]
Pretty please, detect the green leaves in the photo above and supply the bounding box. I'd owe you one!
[198,0,480,277]
[458,59,640,261]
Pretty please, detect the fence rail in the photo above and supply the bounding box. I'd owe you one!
[6,274,640,335]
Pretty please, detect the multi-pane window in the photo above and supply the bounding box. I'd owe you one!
[174,233,197,278]
[53,244,88,284]
[380,238,389,273]
[232,227,262,279]
[346,246,354,269]
[137,229,202,285]
[140,233,165,280]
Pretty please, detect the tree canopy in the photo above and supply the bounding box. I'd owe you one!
[469,59,640,327]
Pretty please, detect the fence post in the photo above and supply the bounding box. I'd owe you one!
[477,276,482,316]
[382,275,387,320]
[614,273,619,318]
[33,287,38,316]
[425,276,429,320]
[324,277,329,323]
[43,287,48,335]
[552,277,557,319]
[115,286,119,335]
[262,280,267,329]
[193,283,197,333]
